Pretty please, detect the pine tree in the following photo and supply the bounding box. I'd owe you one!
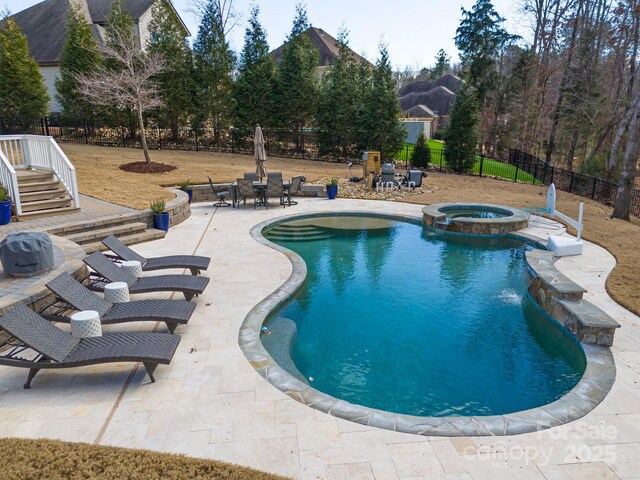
[193,0,235,141]
[273,3,318,133]
[55,3,102,119]
[432,49,450,78]
[317,28,361,156]
[363,43,406,159]
[147,0,194,138]
[444,86,479,173]
[234,4,275,129]
[0,19,49,126]
[455,0,516,106]
[411,132,431,168]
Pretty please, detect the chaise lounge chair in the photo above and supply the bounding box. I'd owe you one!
[45,272,195,334]
[102,235,210,276]
[0,304,180,389]
[84,252,209,301]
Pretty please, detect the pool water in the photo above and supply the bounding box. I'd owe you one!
[263,216,586,417]
[442,207,511,219]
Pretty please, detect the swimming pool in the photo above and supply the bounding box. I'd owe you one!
[261,215,586,418]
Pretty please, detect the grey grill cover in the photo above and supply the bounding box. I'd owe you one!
[0,232,54,277]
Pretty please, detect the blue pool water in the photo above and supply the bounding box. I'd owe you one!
[263,216,586,417]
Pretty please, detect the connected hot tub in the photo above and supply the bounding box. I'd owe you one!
[422,202,529,234]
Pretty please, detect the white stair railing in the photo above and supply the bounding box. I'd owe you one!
[0,135,80,211]
[0,149,21,216]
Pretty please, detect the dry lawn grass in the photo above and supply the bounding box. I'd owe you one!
[0,437,289,480]
[61,144,347,210]
[61,144,640,316]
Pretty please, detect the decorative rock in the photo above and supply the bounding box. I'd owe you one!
[104,282,130,303]
[121,260,143,278]
[70,310,102,338]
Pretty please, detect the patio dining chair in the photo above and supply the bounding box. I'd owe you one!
[286,175,304,205]
[236,178,260,209]
[0,304,179,389]
[267,171,283,179]
[265,178,285,209]
[208,177,230,207]
[243,172,259,181]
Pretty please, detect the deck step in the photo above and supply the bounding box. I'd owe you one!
[16,206,80,221]
[20,197,72,212]
[19,188,67,202]
[17,180,61,193]
[83,228,166,253]
[16,171,55,183]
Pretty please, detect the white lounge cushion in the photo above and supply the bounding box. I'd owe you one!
[548,235,583,257]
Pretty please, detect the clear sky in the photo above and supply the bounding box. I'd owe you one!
[7,0,528,67]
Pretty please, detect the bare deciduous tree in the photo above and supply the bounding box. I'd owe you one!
[612,94,640,220]
[75,28,165,163]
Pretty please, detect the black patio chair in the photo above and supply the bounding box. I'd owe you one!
[84,252,209,301]
[236,178,260,208]
[0,304,180,389]
[265,178,285,208]
[45,272,195,334]
[102,235,210,276]
[286,175,304,205]
[208,177,231,207]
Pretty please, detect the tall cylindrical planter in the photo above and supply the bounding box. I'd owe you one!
[153,212,170,232]
[183,189,193,204]
[0,200,11,225]
[326,185,338,200]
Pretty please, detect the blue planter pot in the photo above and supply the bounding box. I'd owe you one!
[327,185,338,200]
[183,189,193,204]
[153,212,170,232]
[0,200,11,225]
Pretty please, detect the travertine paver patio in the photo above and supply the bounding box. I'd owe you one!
[0,194,135,234]
[1,198,639,480]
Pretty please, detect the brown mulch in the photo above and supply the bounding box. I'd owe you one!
[0,438,290,480]
[119,161,177,174]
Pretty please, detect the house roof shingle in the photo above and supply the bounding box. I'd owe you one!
[272,27,373,68]
[398,73,463,97]
[6,0,189,65]
[400,86,456,116]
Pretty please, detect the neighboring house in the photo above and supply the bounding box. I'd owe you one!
[399,73,463,137]
[272,27,373,75]
[7,0,190,112]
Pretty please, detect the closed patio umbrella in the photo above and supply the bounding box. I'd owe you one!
[254,125,267,181]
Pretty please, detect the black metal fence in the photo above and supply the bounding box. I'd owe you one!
[0,116,363,164]
[2,116,638,217]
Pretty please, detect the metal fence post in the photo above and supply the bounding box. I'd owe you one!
[514,162,519,183]
[591,177,597,199]
[532,163,538,184]
[83,119,89,144]
[569,172,574,192]
[479,155,485,177]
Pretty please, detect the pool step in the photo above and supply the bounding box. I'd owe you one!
[266,224,336,242]
[267,232,336,242]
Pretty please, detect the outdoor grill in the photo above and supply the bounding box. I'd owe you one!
[0,232,54,277]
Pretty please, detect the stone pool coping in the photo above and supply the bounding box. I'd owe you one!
[238,210,616,437]
[422,202,529,235]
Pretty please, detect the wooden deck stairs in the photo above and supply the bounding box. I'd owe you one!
[15,169,80,221]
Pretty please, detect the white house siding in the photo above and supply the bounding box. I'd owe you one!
[402,120,433,144]
[137,8,154,50]
[39,66,62,113]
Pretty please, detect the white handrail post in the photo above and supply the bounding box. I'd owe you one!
[577,202,584,241]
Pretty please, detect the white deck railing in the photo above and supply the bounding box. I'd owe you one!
[0,135,80,216]
[0,148,20,216]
